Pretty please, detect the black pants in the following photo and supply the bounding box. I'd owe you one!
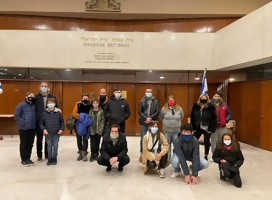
[110,121,125,134]
[19,129,36,161]
[90,134,101,157]
[75,130,88,151]
[147,154,168,170]
[97,154,130,167]
[194,129,211,156]
[220,167,242,188]
[36,126,48,158]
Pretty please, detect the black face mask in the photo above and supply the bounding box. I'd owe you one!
[100,95,106,102]
[82,99,89,104]
[27,97,35,103]
[200,99,208,104]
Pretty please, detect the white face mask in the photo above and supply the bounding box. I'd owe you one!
[47,103,55,109]
[223,139,231,146]
[145,92,152,98]
[150,127,158,134]
[110,133,119,139]
[114,93,121,99]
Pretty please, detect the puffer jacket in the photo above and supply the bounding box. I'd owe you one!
[14,101,36,130]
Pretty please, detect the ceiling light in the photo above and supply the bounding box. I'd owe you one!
[195,77,200,80]
[160,76,165,79]
[4,69,7,71]
[229,78,235,81]
[65,69,72,72]
[18,73,22,76]
[149,70,152,72]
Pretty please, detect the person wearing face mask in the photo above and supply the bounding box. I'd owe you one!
[210,91,232,157]
[72,93,92,162]
[159,95,184,159]
[141,121,169,178]
[212,133,244,188]
[40,98,64,166]
[190,93,217,160]
[35,81,59,162]
[171,123,209,185]
[14,92,37,167]
[97,124,130,173]
[104,87,130,134]
[138,87,160,162]
[98,88,109,136]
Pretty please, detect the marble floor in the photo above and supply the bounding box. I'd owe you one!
[0,135,272,200]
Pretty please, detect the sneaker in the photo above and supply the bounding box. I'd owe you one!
[21,160,30,167]
[51,158,57,165]
[106,165,112,173]
[159,169,165,178]
[94,156,98,161]
[204,155,208,160]
[210,158,214,162]
[28,160,35,166]
[37,157,43,163]
[171,171,180,178]
[89,156,95,162]
[118,165,123,173]
[47,159,53,166]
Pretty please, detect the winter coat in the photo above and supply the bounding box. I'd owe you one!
[138,96,160,125]
[72,101,92,120]
[76,113,92,140]
[39,108,64,134]
[35,92,58,122]
[100,133,128,161]
[173,133,200,177]
[215,102,232,128]
[104,95,130,125]
[142,131,169,165]
[14,101,36,130]
[190,102,217,133]
[89,108,105,135]
[212,143,244,172]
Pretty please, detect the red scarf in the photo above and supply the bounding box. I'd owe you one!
[224,145,232,151]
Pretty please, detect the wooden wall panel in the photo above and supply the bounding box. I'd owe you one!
[0,15,238,32]
[82,82,107,99]
[62,82,82,135]
[260,80,272,151]
[228,82,261,147]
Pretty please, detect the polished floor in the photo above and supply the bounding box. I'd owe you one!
[0,135,272,200]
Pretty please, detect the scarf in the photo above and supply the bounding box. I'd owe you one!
[146,131,159,155]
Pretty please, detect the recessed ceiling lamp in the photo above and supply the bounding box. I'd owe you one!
[195,73,200,80]
[160,76,165,80]
[65,69,72,72]
[229,78,235,81]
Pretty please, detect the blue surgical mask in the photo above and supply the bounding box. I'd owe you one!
[41,87,48,93]
[150,127,158,134]
[182,134,191,141]
[223,140,231,146]
[114,93,121,99]
[47,103,55,109]
[145,92,152,98]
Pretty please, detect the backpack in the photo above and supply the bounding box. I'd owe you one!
[66,114,76,132]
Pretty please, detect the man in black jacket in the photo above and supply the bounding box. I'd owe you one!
[35,81,59,162]
[138,87,160,161]
[171,123,209,184]
[104,87,130,133]
[97,124,130,173]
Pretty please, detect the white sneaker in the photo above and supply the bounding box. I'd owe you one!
[171,171,180,178]
[159,169,165,178]
[210,158,214,162]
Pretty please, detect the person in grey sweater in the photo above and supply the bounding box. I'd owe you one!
[40,98,64,166]
[159,95,184,158]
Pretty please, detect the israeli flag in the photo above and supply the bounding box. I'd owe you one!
[0,82,2,94]
[200,69,208,95]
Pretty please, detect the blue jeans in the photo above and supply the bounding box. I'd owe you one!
[140,124,149,153]
[46,134,60,159]
[164,131,178,158]
[171,153,209,173]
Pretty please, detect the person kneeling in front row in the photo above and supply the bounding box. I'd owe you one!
[142,121,169,178]
[171,123,209,184]
[97,124,130,173]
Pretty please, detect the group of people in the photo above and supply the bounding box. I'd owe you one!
[14,83,244,188]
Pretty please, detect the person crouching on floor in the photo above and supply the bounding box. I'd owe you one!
[212,133,244,188]
[171,123,209,184]
[39,98,64,166]
[97,124,130,173]
[142,121,169,178]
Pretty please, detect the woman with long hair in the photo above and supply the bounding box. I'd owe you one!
[190,93,217,160]
[212,133,244,188]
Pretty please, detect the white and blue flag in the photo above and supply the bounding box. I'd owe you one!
[0,82,3,94]
[200,69,208,95]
